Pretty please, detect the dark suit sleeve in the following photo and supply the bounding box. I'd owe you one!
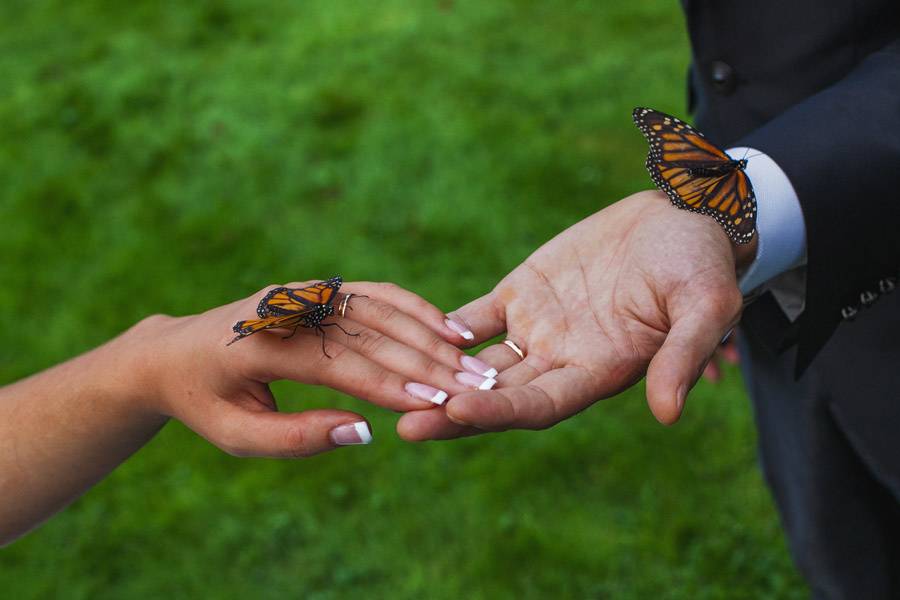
[737,38,900,375]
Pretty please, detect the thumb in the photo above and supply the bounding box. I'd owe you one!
[646,308,737,425]
[188,402,373,458]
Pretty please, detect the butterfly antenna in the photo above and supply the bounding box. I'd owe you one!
[737,148,765,161]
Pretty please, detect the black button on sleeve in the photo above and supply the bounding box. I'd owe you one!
[709,60,737,94]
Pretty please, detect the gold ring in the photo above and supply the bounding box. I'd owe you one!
[503,339,525,360]
[338,294,353,318]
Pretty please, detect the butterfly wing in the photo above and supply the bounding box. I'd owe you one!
[632,107,757,244]
[257,276,343,317]
[287,276,342,309]
[228,312,310,345]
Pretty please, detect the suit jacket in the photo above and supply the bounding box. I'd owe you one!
[681,0,900,374]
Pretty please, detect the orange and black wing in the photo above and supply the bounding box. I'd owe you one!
[287,276,341,307]
[227,312,310,345]
[257,276,343,317]
[633,107,756,244]
[633,107,730,168]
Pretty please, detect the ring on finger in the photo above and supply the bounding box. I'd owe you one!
[338,294,354,318]
[503,338,526,360]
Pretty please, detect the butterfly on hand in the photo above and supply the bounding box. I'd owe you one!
[228,276,357,356]
[633,107,757,244]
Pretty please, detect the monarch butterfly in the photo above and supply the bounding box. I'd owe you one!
[228,276,356,355]
[633,107,757,244]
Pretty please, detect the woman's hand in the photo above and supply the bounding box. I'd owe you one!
[140,280,494,457]
[0,280,485,544]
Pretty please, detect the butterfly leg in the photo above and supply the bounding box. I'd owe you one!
[315,326,332,359]
[281,325,302,340]
[320,322,359,338]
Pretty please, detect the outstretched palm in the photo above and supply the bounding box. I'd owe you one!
[398,191,748,440]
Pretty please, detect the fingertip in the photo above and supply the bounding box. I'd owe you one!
[444,390,510,431]
[647,390,684,426]
[444,315,477,345]
[645,364,685,426]
[329,420,373,446]
[396,408,478,441]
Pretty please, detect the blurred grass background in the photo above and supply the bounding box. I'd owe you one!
[0,1,806,598]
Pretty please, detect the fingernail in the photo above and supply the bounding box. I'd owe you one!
[405,382,449,406]
[676,385,687,412]
[445,317,475,341]
[460,355,498,378]
[330,421,373,446]
[455,371,497,390]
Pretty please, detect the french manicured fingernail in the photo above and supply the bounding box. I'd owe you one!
[445,317,475,341]
[676,385,687,412]
[330,421,373,446]
[405,382,449,406]
[460,355,498,378]
[455,371,497,390]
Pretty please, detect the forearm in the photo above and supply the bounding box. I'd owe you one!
[0,319,167,545]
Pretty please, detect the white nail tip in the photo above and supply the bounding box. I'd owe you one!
[483,367,498,378]
[478,377,497,390]
[430,390,449,405]
[354,421,373,444]
[461,331,475,340]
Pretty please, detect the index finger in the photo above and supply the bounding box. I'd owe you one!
[343,281,471,345]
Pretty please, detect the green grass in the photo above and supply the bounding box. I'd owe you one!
[0,1,806,597]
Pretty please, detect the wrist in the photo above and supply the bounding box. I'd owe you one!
[637,189,757,273]
[105,314,178,420]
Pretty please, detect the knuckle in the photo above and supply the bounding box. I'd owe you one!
[353,329,387,355]
[377,281,402,294]
[136,313,173,329]
[420,356,446,379]
[281,427,310,458]
[371,300,401,322]
[317,340,349,368]
[710,286,743,320]
[368,366,396,392]
[424,333,450,357]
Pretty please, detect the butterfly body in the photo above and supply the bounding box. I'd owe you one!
[229,276,350,352]
[632,107,757,244]
[685,159,747,179]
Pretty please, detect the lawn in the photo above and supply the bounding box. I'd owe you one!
[0,1,806,597]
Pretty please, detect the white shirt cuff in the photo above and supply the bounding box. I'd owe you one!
[726,147,807,295]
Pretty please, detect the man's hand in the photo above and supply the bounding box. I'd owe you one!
[399,190,752,440]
